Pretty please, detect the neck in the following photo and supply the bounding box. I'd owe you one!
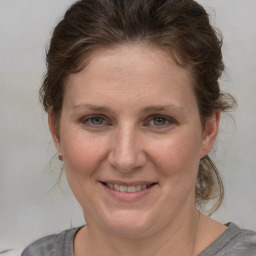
[74,208,201,256]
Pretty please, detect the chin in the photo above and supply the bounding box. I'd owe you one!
[101,210,157,237]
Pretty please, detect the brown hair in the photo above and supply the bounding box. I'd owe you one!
[40,0,236,213]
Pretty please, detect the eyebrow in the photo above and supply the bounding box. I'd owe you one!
[72,104,184,113]
[73,104,114,113]
[142,105,185,113]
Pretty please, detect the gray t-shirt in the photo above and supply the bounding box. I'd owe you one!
[21,223,256,256]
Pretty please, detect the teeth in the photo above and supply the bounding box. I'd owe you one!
[135,185,142,191]
[128,185,136,192]
[107,183,149,192]
[142,184,147,190]
[119,185,128,192]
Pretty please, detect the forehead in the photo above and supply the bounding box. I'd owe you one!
[63,44,197,112]
[79,44,191,81]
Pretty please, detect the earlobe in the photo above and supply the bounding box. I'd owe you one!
[48,111,62,154]
[200,111,221,158]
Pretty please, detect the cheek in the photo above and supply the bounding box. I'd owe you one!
[60,128,109,180]
[59,130,110,208]
[149,131,202,183]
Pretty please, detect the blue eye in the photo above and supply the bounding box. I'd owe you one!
[152,116,168,126]
[82,116,107,127]
[90,116,105,125]
[147,115,174,128]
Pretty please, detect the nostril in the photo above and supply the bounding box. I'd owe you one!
[107,149,147,172]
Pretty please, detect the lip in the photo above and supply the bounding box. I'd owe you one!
[100,180,155,186]
[99,180,157,202]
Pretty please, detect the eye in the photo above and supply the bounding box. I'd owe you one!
[81,116,108,127]
[146,115,175,128]
[152,116,168,126]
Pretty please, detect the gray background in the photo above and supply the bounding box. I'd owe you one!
[1,0,256,251]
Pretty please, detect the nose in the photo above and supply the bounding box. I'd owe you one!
[107,124,147,172]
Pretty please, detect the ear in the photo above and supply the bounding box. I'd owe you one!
[48,111,62,155]
[200,111,221,158]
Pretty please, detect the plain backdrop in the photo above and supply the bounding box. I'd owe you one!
[1,0,256,251]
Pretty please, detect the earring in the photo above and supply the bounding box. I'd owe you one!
[58,155,63,161]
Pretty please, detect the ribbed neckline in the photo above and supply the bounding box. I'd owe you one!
[54,226,83,256]
[57,222,242,256]
[198,222,242,256]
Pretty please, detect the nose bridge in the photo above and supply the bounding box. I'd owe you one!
[108,122,145,172]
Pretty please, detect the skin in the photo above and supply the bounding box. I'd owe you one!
[49,44,226,256]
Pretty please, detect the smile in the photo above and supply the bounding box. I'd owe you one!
[100,181,157,201]
[106,183,150,192]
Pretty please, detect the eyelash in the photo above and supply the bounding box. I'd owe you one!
[79,114,176,129]
[145,115,175,128]
[80,115,109,127]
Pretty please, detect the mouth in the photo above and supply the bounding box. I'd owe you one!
[100,182,157,193]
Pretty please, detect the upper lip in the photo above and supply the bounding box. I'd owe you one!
[100,180,157,186]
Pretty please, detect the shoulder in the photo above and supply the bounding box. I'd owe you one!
[200,222,256,256]
[21,234,57,256]
[21,227,81,256]
[226,223,256,255]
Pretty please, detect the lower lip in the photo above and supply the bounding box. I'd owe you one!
[100,183,156,202]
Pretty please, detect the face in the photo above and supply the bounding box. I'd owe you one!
[50,45,219,237]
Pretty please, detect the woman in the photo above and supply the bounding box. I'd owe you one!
[22,0,256,255]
